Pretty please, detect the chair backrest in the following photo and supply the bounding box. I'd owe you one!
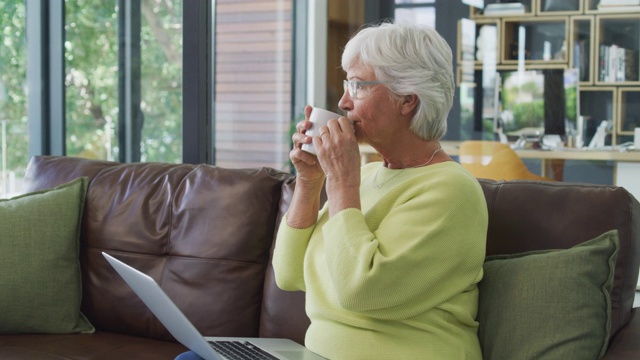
[458,141,552,181]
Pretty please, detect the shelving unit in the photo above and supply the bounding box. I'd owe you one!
[460,0,640,146]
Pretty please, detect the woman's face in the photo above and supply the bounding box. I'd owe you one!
[338,62,407,147]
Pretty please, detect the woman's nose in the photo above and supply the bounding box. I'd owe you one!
[338,90,352,112]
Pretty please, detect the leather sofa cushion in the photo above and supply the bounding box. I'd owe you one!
[24,157,293,341]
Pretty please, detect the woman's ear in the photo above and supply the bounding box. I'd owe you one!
[400,94,419,116]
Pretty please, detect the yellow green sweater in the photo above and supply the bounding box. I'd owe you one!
[273,161,488,360]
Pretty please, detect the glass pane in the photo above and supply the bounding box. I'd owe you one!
[396,0,435,4]
[140,0,182,163]
[0,0,28,197]
[394,7,435,27]
[327,1,365,113]
[214,0,293,170]
[65,0,118,161]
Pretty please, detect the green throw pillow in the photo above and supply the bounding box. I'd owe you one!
[478,230,619,360]
[0,177,94,334]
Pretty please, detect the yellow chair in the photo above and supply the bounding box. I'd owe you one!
[458,141,553,181]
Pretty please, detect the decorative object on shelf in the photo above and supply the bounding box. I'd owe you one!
[544,0,579,11]
[553,41,566,61]
[589,120,612,148]
[475,25,498,62]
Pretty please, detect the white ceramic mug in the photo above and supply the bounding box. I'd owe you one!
[301,107,342,155]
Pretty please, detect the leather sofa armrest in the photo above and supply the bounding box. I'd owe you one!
[603,308,640,359]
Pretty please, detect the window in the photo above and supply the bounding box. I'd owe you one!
[65,0,119,161]
[139,0,183,163]
[0,0,27,197]
[13,0,293,180]
[64,0,183,163]
[214,0,293,170]
[3,0,442,198]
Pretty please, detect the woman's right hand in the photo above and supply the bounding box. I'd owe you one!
[287,105,326,228]
[290,105,326,187]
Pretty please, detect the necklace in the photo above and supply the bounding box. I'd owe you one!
[372,146,443,189]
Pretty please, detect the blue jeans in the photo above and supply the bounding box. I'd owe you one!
[174,351,204,360]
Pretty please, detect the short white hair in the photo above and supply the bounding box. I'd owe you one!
[341,22,454,140]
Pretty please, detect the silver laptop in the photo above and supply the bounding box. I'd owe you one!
[102,252,324,360]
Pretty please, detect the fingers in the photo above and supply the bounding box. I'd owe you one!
[294,108,313,150]
[338,116,355,132]
[290,147,317,166]
[296,119,311,133]
[292,133,308,150]
[296,105,314,134]
[313,119,350,148]
[323,117,354,138]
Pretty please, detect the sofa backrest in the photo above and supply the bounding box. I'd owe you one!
[25,156,293,341]
[24,156,640,345]
[477,178,640,338]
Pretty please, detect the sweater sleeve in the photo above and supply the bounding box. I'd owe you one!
[321,175,487,320]
[272,214,314,292]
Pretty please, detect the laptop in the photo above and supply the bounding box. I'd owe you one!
[102,252,324,360]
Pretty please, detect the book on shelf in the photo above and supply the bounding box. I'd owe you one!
[599,0,640,6]
[574,39,590,81]
[599,43,638,82]
[483,2,526,15]
[610,44,619,82]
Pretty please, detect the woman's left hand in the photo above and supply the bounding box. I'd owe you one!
[314,117,361,194]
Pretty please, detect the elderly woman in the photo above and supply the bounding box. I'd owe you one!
[274,22,488,359]
[175,21,487,360]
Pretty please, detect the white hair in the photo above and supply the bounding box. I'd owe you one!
[341,22,454,140]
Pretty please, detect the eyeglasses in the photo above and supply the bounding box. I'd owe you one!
[343,80,383,99]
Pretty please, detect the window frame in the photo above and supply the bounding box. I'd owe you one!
[26,0,215,164]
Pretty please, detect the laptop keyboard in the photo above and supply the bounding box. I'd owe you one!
[208,340,279,360]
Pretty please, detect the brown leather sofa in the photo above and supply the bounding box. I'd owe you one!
[0,155,638,359]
